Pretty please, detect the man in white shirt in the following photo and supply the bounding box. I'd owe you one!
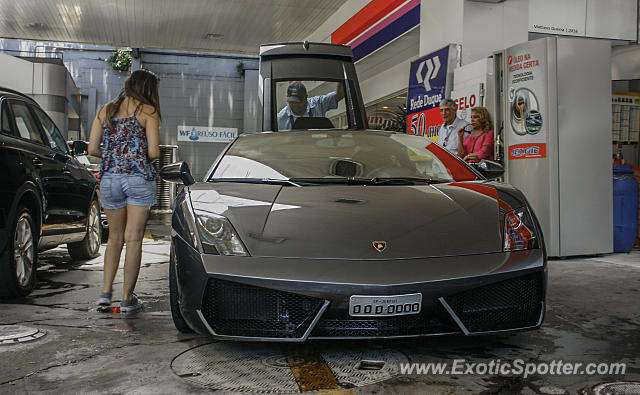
[277,82,344,131]
[437,98,469,155]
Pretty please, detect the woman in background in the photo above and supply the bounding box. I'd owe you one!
[456,106,494,162]
[88,69,161,313]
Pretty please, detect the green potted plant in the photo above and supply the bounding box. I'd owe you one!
[107,48,132,72]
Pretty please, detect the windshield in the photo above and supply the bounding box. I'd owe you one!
[275,80,347,131]
[209,131,477,183]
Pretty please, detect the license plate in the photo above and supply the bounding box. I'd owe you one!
[349,293,422,317]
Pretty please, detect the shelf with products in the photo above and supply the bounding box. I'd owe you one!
[612,92,640,143]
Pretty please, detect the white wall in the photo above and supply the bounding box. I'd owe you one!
[462,0,529,65]
[612,45,640,79]
[0,53,33,93]
[359,58,414,105]
[420,0,464,55]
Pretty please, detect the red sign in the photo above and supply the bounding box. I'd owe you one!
[407,108,442,141]
[455,94,476,111]
[508,143,547,160]
[508,52,541,72]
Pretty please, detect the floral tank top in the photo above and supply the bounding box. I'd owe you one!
[100,103,158,181]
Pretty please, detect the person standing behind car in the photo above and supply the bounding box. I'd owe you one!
[437,98,469,155]
[277,81,344,131]
[456,106,494,162]
[88,69,161,314]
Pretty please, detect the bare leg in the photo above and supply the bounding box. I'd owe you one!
[122,205,150,301]
[103,207,127,294]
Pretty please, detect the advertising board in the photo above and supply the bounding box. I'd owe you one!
[451,58,490,123]
[505,40,548,160]
[406,45,452,141]
[177,126,238,143]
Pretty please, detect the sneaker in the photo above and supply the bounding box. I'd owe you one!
[120,295,143,314]
[96,292,112,306]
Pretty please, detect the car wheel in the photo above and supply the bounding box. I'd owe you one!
[67,199,101,260]
[0,206,37,298]
[170,246,194,333]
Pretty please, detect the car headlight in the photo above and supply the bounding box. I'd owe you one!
[503,207,538,251]
[194,211,249,256]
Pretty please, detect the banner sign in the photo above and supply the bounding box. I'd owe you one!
[331,0,420,62]
[528,0,636,41]
[406,45,450,141]
[528,0,586,37]
[177,126,237,143]
[506,40,548,160]
[451,84,481,124]
[451,58,489,123]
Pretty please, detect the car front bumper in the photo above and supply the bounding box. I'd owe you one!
[173,235,546,341]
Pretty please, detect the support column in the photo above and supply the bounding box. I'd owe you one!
[243,69,259,133]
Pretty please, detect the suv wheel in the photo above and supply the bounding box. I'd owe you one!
[68,199,101,260]
[0,206,37,298]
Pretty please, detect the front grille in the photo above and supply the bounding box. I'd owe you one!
[200,279,324,338]
[310,302,459,337]
[444,272,543,333]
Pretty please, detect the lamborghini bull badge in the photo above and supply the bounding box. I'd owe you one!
[373,241,387,252]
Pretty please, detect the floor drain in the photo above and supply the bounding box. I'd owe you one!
[593,382,640,395]
[356,360,385,371]
[171,342,408,393]
[0,325,46,345]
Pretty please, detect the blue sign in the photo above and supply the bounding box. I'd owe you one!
[406,46,450,139]
[177,126,238,143]
[407,46,450,115]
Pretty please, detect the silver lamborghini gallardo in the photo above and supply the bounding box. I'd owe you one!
[161,42,546,341]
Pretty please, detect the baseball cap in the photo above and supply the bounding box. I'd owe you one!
[287,82,307,103]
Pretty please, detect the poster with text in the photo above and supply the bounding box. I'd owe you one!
[177,126,237,143]
[506,40,548,160]
[406,46,450,141]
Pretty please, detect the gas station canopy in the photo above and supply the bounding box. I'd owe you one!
[0,0,348,53]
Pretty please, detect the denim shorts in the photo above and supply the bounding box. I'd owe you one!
[100,173,156,210]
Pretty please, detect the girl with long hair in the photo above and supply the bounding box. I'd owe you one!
[88,69,161,313]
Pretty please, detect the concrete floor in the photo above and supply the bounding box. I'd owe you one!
[0,215,639,394]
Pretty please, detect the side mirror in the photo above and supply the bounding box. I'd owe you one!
[472,159,504,180]
[160,161,195,186]
[71,140,88,156]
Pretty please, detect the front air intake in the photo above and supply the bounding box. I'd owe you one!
[443,272,543,333]
[200,279,324,338]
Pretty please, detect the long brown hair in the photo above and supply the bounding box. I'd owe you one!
[471,106,493,131]
[105,69,161,132]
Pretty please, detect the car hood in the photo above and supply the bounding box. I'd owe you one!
[188,182,508,259]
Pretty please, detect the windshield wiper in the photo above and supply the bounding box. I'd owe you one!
[209,178,301,187]
[288,177,445,186]
[370,177,446,185]
[288,177,351,185]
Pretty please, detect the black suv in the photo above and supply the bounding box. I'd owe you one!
[0,87,101,298]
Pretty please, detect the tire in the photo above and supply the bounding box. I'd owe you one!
[100,222,109,243]
[68,199,101,260]
[170,245,194,333]
[0,206,37,298]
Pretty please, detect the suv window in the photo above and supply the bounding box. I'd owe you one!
[33,106,68,154]
[1,101,11,133]
[9,101,44,144]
